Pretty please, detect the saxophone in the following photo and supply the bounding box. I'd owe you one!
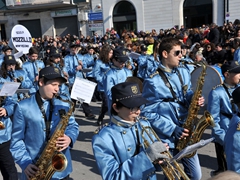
[138,117,190,180]
[30,95,74,180]
[176,62,215,158]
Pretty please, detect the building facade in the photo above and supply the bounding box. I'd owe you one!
[0,0,239,39]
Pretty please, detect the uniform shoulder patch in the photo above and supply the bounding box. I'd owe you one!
[212,84,222,90]
[149,71,159,78]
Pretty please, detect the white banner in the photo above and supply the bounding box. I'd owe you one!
[11,24,32,54]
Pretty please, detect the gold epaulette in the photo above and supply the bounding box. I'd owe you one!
[149,71,159,78]
[212,84,223,90]
[94,123,108,134]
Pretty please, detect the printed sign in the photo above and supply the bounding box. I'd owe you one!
[88,23,103,31]
[11,25,32,54]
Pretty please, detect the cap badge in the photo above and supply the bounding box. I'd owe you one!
[54,68,59,74]
[131,85,138,94]
[56,50,59,53]
[237,121,240,131]
[9,56,12,60]
[122,50,126,55]
[235,61,239,66]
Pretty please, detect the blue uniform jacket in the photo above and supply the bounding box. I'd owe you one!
[64,53,84,85]
[83,53,95,77]
[103,66,132,110]
[92,116,159,180]
[141,64,193,148]
[93,59,110,92]
[0,97,16,144]
[10,95,79,180]
[137,54,148,79]
[208,84,239,145]
[224,113,240,173]
[22,60,45,93]
[234,48,240,63]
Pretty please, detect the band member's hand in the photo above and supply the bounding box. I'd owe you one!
[63,71,69,79]
[198,96,205,107]
[35,75,39,82]
[24,164,38,180]
[56,134,71,152]
[76,65,82,71]
[127,65,132,70]
[164,143,169,151]
[173,126,189,139]
[0,108,7,117]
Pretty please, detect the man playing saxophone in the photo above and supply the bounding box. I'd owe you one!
[141,37,204,180]
[92,82,169,180]
[10,66,79,180]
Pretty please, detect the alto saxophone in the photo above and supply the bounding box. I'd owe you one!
[176,62,215,158]
[138,117,190,180]
[30,95,75,180]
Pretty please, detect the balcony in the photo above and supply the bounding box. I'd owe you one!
[6,0,89,10]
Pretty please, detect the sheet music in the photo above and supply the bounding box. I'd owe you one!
[71,77,97,104]
[0,82,21,96]
[170,137,215,163]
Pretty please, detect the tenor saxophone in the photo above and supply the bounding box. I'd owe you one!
[176,62,215,158]
[30,95,74,180]
[138,117,189,180]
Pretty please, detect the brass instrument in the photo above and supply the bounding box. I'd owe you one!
[176,62,215,158]
[30,95,74,180]
[138,117,190,180]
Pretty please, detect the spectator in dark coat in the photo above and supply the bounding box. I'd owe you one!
[208,23,220,45]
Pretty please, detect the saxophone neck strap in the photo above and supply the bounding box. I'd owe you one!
[157,68,184,99]
[35,91,54,141]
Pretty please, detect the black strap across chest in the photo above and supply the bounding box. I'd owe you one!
[35,91,53,141]
[157,68,186,106]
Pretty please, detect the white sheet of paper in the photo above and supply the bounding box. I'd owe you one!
[0,82,21,96]
[70,77,97,104]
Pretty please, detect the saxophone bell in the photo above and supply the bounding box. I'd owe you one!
[0,121,5,130]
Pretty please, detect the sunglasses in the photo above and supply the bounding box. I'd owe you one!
[173,50,182,56]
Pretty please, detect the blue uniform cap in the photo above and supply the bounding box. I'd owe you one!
[113,48,129,63]
[111,82,148,108]
[39,66,66,83]
[4,55,17,64]
[50,48,61,58]
[221,61,240,74]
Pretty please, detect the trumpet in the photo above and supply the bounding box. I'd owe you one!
[137,117,189,180]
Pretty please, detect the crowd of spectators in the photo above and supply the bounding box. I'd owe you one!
[1,19,240,65]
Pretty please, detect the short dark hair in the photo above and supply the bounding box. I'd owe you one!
[29,47,39,55]
[111,101,125,115]
[158,37,181,60]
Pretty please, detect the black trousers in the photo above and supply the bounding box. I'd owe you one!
[97,92,108,121]
[214,142,227,171]
[0,140,18,180]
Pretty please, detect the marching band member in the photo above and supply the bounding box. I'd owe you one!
[0,46,13,67]
[137,44,149,79]
[0,55,32,101]
[10,66,79,180]
[103,48,132,116]
[45,48,70,99]
[208,61,240,176]
[22,47,45,94]
[92,82,169,180]
[141,37,204,180]
[64,43,95,119]
[224,86,240,174]
[0,96,18,180]
[93,45,112,125]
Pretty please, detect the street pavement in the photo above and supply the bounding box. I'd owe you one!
[14,101,217,180]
